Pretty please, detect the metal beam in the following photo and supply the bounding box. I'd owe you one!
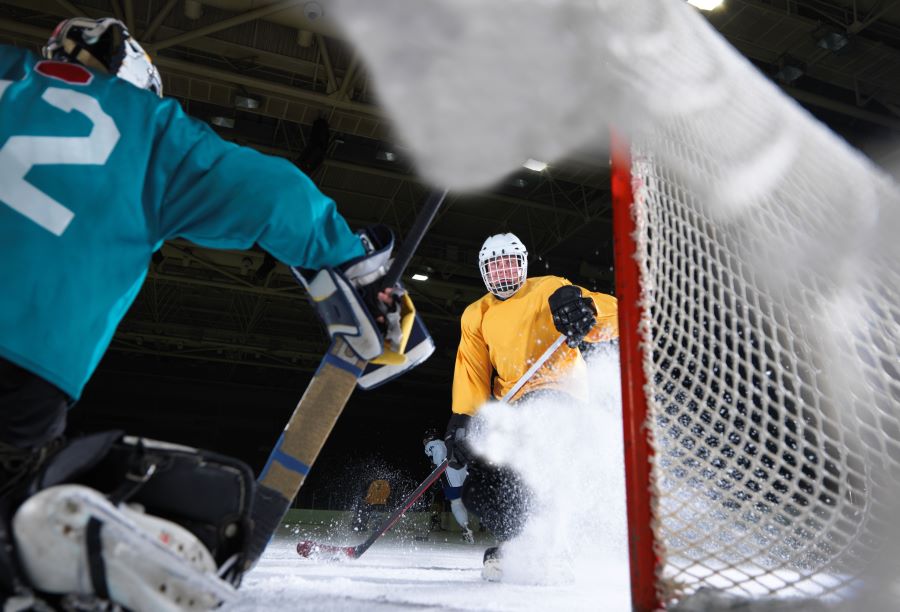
[321,159,603,221]
[315,33,338,94]
[848,0,894,34]
[149,0,304,51]
[142,0,180,41]
[783,84,900,130]
[124,0,135,32]
[109,0,125,23]
[154,55,376,116]
[54,0,81,17]
[335,53,360,101]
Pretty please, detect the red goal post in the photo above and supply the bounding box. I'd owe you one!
[611,131,661,612]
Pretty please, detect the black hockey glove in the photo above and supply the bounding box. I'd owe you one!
[444,413,473,470]
[548,285,597,348]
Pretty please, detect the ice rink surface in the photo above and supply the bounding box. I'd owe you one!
[225,528,630,612]
[227,352,631,612]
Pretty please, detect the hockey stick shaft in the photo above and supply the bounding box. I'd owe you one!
[500,334,567,403]
[351,458,448,557]
[297,459,449,559]
[383,189,447,287]
[250,191,446,565]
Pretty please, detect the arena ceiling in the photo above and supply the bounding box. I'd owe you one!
[1,0,899,470]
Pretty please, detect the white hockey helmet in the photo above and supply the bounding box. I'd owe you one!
[478,233,528,299]
[43,17,163,97]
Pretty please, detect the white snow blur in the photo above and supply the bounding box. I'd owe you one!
[469,347,630,600]
[228,349,631,611]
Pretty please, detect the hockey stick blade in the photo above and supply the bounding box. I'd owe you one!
[296,540,356,559]
[297,459,449,560]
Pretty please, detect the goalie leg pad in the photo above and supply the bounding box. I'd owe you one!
[28,431,257,585]
[12,484,237,611]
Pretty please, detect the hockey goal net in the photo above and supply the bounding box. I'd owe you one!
[326,0,900,607]
[611,13,900,612]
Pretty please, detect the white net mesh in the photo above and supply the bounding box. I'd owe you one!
[328,0,900,605]
[626,28,900,612]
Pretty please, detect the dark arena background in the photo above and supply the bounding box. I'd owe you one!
[2,0,900,518]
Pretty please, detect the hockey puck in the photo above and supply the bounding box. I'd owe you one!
[297,540,315,557]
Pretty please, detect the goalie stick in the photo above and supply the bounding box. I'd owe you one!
[247,190,448,566]
[296,458,449,559]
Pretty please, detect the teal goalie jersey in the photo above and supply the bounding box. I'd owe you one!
[0,46,365,399]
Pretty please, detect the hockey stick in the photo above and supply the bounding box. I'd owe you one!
[296,458,449,559]
[247,190,448,565]
[500,334,567,403]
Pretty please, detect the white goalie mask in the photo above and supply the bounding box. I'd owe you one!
[478,233,528,299]
[43,17,163,97]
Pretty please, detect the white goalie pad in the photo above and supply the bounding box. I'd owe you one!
[13,485,237,612]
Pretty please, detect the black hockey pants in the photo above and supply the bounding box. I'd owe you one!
[460,388,577,542]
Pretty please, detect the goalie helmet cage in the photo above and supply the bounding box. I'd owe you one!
[611,115,900,611]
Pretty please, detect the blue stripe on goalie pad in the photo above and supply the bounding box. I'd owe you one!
[357,315,434,390]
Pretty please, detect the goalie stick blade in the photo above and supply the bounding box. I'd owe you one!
[296,540,356,559]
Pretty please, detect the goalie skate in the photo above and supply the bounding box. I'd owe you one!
[12,484,237,612]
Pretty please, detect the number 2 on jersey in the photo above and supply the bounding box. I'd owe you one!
[0,83,120,236]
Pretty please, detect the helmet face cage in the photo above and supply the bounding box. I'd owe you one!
[43,17,163,97]
[480,253,528,299]
[478,233,528,299]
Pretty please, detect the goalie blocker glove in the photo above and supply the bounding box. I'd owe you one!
[548,285,597,349]
[292,225,434,384]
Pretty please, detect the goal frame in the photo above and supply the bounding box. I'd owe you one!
[611,131,661,612]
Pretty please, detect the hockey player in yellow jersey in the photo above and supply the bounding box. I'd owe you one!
[444,232,618,579]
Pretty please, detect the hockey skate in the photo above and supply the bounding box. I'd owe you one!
[481,546,502,582]
[461,528,475,545]
[13,484,237,611]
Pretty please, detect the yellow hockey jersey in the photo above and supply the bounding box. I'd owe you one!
[451,276,618,415]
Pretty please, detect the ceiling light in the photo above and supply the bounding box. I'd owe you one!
[774,56,804,84]
[210,116,235,128]
[687,0,723,9]
[234,94,260,110]
[411,273,429,281]
[376,150,397,162]
[817,31,848,53]
[304,1,323,20]
[523,158,547,172]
